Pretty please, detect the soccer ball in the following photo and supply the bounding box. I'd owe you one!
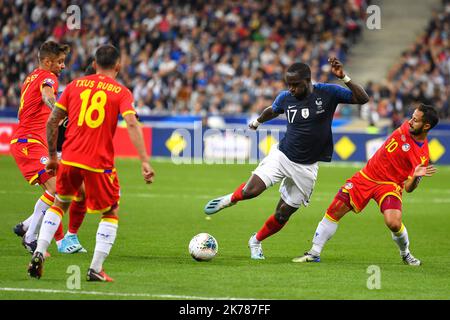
[188,233,218,261]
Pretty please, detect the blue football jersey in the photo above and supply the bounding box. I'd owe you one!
[272,83,353,164]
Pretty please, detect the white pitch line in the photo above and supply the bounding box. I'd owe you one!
[0,287,257,300]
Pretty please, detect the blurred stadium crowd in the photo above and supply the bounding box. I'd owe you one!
[0,0,448,121]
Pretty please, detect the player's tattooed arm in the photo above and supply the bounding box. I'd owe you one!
[42,86,57,110]
[328,57,369,104]
[47,107,67,159]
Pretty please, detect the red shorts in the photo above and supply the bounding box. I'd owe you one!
[56,163,120,214]
[342,171,402,213]
[10,140,54,185]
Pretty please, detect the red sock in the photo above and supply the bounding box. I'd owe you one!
[68,199,87,234]
[54,222,64,241]
[230,182,246,203]
[256,214,286,241]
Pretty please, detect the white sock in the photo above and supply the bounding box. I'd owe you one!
[35,208,62,254]
[25,193,53,243]
[391,224,410,256]
[22,215,33,230]
[310,215,339,256]
[90,221,118,272]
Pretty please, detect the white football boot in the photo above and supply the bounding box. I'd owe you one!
[292,251,321,263]
[402,252,421,266]
[248,233,265,260]
[204,194,235,215]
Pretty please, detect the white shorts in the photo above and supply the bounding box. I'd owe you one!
[252,144,318,208]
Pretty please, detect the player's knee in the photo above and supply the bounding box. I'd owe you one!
[242,185,263,199]
[274,211,289,224]
[385,218,402,233]
[44,182,56,196]
[326,191,351,221]
[275,204,297,224]
[103,204,119,219]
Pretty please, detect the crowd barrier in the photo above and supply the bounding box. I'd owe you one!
[1,120,449,164]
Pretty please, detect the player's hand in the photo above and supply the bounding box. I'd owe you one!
[142,162,155,184]
[328,57,345,79]
[46,158,59,175]
[413,164,437,178]
[248,119,260,131]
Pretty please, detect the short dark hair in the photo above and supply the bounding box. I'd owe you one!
[84,56,96,75]
[94,45,120,69]
[38,41,70,62]
[418,103,439,131]
[286,62,311,80]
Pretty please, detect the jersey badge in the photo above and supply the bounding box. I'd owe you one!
[401,143,410,152]
[40,156,49,164]
[344,182,353,190]
[301,108,309,119]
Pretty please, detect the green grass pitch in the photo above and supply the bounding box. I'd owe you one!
[0,155,449,300]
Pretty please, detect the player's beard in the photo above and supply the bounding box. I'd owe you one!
[409,125,424,136]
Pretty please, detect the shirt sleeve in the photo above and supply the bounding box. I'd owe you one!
[271,91,288,114]
[119,88,136,117]
[41,74,58,94]
[316,83,353,104]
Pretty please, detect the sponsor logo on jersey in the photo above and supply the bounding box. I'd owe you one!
[315,98,324,114]
[40,156,49,164]
[344,182,353,190]
[402,143,410,152]
[401,134,406,142]
[287,105,296,109]
[420,156,427,165]
[301,108,309,119]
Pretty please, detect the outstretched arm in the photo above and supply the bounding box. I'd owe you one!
[249,106,281,130]
[404,164,437,193]
[123,113,155,184]
[328,57,369,104]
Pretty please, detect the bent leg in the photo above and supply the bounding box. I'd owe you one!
[68,186,87,234]
[249,198,296,259]
[256,198,297,242]
[241,174,267,200]
[35,197,71,254]
[23,177,57,247]
[381,196,416,263]
[205,174,267,215]
[311,192,352,255]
